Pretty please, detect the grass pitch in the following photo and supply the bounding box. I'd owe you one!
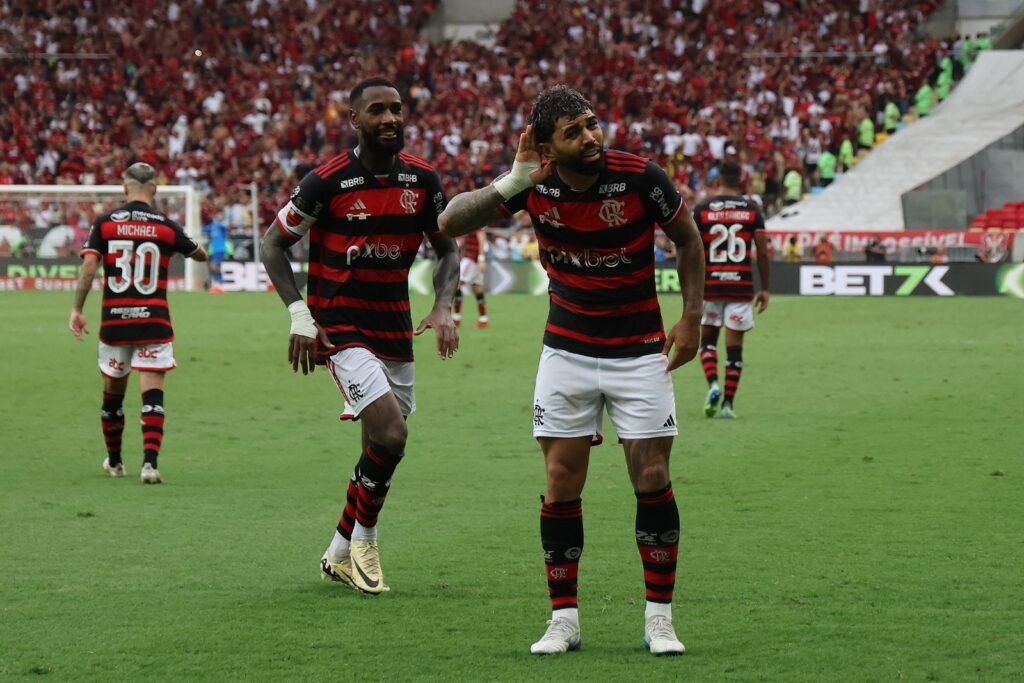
[1,292,1022,682]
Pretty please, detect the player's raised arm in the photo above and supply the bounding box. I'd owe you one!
[438,124,555,237]
[260,218,333,375]
[415,230,460,359]
[660,208,705,371]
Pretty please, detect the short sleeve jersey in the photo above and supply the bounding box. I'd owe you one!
[81,201,199,345]
[691,194,764,302]
[499,149,685,358]
[275,149,447,362]
[459,232,481,261]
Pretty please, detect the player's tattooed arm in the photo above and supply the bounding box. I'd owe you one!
[69,253,99,340]
[437,186,506,237]
[261,222,333,374]
[661,209,705,370]
[439,124,554,237]
[416,231,460,359]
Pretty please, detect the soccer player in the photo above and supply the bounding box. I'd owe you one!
[260,77,459,595]
[438,86,704,656]
[69,162,208,484]
[452,230,489,328]
[692,162,770,419]
[202,209,229,293]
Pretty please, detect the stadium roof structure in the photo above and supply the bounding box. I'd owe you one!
[767,50,1024,232]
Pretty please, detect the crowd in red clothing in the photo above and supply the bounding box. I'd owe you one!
[0,0,948,247]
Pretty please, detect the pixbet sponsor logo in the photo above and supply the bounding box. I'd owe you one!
[546,246,633,268]
[799,265,953,296]
[649,186,673,220]
[346,240,403,265]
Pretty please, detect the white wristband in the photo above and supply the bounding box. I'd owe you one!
[492,159,540,199]
[287,300,317,339]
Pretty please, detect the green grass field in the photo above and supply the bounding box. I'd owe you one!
[1,292,1022,682]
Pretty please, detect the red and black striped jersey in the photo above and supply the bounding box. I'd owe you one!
[459,232,482,261]
[273,149,447,362]
[499,149,686,358]
[81,201,199,345]
[692,194,764,302]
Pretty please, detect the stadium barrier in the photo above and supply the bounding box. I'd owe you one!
[1,257,186,291]
[5,259,1022,298]
[750,263,1024,297]
[766,229,1017,263]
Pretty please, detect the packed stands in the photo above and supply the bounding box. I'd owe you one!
[0,0,955,252]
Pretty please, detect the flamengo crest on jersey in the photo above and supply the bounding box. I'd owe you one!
[80,201,199,346]
[499,150,685,358]
[276,149,447,362]
[693,195,764,302]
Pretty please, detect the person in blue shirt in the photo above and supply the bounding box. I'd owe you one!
[202,210,229,292]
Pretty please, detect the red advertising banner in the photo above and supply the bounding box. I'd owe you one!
[766,229,1016,261]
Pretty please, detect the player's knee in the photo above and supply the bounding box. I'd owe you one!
[546,459,584,491]
[633,460,670,492]
[377,420,408,454]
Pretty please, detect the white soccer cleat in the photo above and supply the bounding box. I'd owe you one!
[348,539,386,594]
[530,617,581,655]
[643,615,686,656]
[102,458,126,478]
[140,462,162,485]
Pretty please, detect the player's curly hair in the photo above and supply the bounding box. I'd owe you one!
[529,85,595,143]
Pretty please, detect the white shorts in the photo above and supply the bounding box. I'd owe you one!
[327,346,415,420]
[701,301,754,331]
[459,257,484,287]
[98,342,176,378]
[532,346,677,441]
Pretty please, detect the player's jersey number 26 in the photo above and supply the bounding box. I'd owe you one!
[108,240,161,295]
[708,223,747,263]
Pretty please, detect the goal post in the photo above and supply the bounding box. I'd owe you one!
[0,184,205,291]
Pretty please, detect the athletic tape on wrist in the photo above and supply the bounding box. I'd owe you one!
[287,300,317,339]
[492,160,540,199]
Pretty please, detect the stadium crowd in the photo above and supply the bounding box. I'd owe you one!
[0,0,966,257]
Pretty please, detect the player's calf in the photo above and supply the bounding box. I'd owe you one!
[722,346,743,412]
[101,391,125,469]
[140,389,165,483]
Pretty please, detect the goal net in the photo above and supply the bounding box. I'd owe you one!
[0,184,204,291]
